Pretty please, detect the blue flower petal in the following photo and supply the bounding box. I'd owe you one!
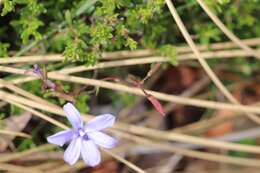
[88,131,117,149]
[85,114,115,132]
[47,129,74,146]
[81,140,101,167]
[64,137,81,165]
[63,103,83,129]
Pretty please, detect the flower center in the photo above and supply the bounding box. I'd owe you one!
[78,128,85,137]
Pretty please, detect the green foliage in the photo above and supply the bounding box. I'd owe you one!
[0,113,5,120]
[158,45,178,65]
[227,58,258,77]
[194,24,221,45]
[1,0,15,16]
[10,105,23,115]
[22,80,42,96]
[10,0,45,43]
[75,94,90,114]
[204,0,259,35]
[0,42,10,57]
[217,0,230,4]
[0,112,6,129]
[0,113,5,129]
[89,23,113,45]
[204,0,230,13]
[0,0,189,66]
[65,10,73,27]
[17,138,36,151]
[125,37,137,50]
[111,93,136,108]
[55,0,166,65]
[0,0,259,98]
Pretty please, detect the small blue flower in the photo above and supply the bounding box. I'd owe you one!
[47,103,117,167]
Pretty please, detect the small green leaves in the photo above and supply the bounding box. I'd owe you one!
[0,42,10,57]
[1,0,15,16]
[10,0,45,44]
[138,7,153,24]
[94,0,116,16]
[195,24,221,45]
[64,40,85,62]
[84,52,98,66]
[58,0,166,64]
[63,39,97,66]
[125,37,137,50]
[19,18,43,43]
[90,23,113,46]
[158,45,178,66]
[62,0,153,64]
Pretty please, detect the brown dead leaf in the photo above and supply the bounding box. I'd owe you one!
[0,112,31,151]
[179,66,197,87]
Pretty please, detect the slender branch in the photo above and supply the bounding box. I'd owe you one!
[2,91,260,154]
[0,144,54,162]
[45,73,260,115]
[0,48,259,90]
[0,163,43,173]
[0,49,153,64]
[115,131,260,167]
[0,129,31,138]
[4,99,69,130]
[0,46,260,65]
[1,66,260,115]
[1,49,259,84]
[160,126,260,171]
[29,162,63,171]
[56,49,260,74]
[165,0,260,124]
[0,38,260,64]
[0,78,57,109]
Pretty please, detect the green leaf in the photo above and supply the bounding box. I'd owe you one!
[65,10,73,26]
[1,0,15,16]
